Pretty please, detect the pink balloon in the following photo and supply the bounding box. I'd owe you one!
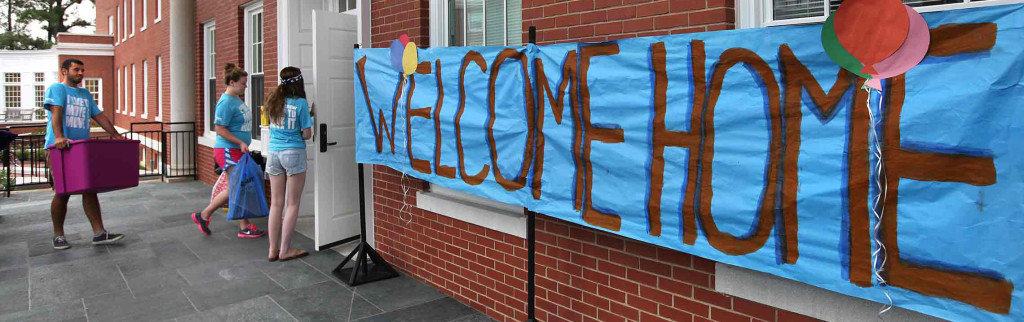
[865,6,930,90]
[398,34,410,46]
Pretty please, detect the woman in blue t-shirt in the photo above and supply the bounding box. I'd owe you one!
[264,67,314,261]
[191,63,265,238]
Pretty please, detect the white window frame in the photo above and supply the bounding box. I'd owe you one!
[108,15,115,37]
[155,0,162,23]
[142,60,148,118]
[244,2,264,143]
[156,56,163,121]
[429,0,520,48]
[141,0,148,30]
[131,63,137,116]
[84,78,102,111]
[4,85,20,109]
[202,21,217,141]
[130,0,135,37]
[122,1,127,41]
[4,73,20,83]
[115,68,120,113]
[124,67,129,114]
[34,85,45,108]
[740,0,1024,28]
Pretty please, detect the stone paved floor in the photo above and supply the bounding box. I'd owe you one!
[0,180,491,322]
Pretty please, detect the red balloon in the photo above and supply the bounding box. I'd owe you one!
[833,0,909,75]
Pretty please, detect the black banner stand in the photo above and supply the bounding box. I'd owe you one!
[331,160,400,285]
[526,26,537,322]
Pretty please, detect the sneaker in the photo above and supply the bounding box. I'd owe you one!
[53,235,71,250]
[191,212,211,235]
[238,224,266,238]
[92,230,125,245]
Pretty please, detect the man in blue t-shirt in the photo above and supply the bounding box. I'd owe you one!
[45,58,126,250]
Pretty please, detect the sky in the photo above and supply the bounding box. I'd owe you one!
[24,0,96,39]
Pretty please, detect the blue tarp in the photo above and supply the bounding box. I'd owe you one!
[354,4,1024,320]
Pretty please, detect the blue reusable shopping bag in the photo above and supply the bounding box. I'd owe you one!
[227,154,269,220]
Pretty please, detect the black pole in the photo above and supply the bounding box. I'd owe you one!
[332,43,400,287]
[526,25,537,322]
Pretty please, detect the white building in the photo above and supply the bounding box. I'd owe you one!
[0,49,61,123]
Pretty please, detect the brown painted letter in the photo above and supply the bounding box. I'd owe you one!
[579,43,623,231]
[532,50,578,200]
[406,61,433,174]
[433,60,457,178]
[487,48,536,191]
[455,51,491,185]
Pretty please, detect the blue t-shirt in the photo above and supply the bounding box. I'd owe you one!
[213,93,253,149]
[43,83,102,148]
[268,98,313,151]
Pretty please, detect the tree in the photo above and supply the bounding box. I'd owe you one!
[0,0,50,49]
[18,0,91,44]
[0,31,49,49]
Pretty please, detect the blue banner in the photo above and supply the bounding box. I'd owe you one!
[354,4,1024,320]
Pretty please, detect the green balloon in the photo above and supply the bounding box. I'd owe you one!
[821,15,872,80]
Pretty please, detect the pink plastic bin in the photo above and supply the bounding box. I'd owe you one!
[48,139,141,195]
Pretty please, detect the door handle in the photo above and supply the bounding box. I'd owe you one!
[319,123,337,153]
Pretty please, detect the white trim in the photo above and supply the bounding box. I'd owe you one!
[155,0,162,23]
[202,21,217,139]
[131,64,137,116]
[142,60,149,119]
[121,2,126,42]
[416,185,527,238]
[123,67,129,114]
[53,43,116,57]
[84,78,102,111]
[141,0,148,30]
[747,0,1024,28]
[198,134,216,148]
[156,56,163,121]
[715,264,943,321]
[108,16,115,36]
[244,2,264,140]
[130,0,136,37]
[115,69,120,113]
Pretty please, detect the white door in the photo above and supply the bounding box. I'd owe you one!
[312,9,361,249]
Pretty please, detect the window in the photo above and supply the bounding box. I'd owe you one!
[438,0,522,47]
[84,79,101,110]
[34,73,44,83]
[130,0,135,37]
[156,56,163,120]
[115,69,120,113]
[4,86,19,108]
[337,0,356,11]
[142,60,148,118]
[121,2,127,41]
[35,85,45,108]
[123,67,129,114]
[245,3,264,139]
[155,0,161,23]
[108,15,114,36]
[5,73,20,83]
[203,21,217,135]
[141,0,147,30]
[131,64,137,115]
[755,0,1022,27]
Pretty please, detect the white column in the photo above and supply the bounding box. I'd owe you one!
[169,0,196,175]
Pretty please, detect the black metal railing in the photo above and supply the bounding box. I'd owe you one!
[2,121,198,197]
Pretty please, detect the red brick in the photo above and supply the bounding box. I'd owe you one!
[777,310,824,322]
[598,260,628,278]
[693,288,732,309]
[583,292,610,310]
[660,305,695,322]
[595,234,625,250]
[654,12,689,30]
[524,7,543,20]
[624,241,659,259]
[570,252,598,269]
[557,237,583,253]
[570,276,599,293]
[597,309,627,322]
[598,284,627,303]
[555,14,581,27]
[608,250,640,268]
[692,256,716,273]
[689,8,732,26]
[674,295,710,317]
[707,23,733,31]
[557,282,583,299]
[733,298,776,321]
[711,307,751,322]
[657,248,692,267]
[628,268,659,287]
[594,22,623,36]
[567,0,594,12]
[581,267,610,285]
[707,0,736,8]
[673,266,711,288]
[640,312,673,322]
[639,258,673,277]
[639,284,673,306]
[608,276,639,295]
[608,300,641,320]
[657,276,694,297]
[571,299,598,317]
[548,291,572,309]
[543,3,568,17]
[637,1,670,17]
[594,0,623,9]
[569,25,594,38]
[607,6,636,20]
[580,10,607,25]
[671,26,706,34]
[627,294,659,314]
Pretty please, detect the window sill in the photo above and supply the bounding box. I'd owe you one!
[198,134,215,148]
[415,187,526,238]
[715,263,942,321]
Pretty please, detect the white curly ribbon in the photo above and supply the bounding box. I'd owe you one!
[863,85,893,318]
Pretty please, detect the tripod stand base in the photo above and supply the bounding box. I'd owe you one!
[332,242,399,287]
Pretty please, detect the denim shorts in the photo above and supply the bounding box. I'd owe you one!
[266,149,307,176]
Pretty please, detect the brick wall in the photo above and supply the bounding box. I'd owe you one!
[109,0,171,131]
[193,0,279,185]
[370,0,431,48]
[523,0,735,45]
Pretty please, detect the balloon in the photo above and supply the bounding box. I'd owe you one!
[864,5,930,90]
[389,40,404,73]
[821,15,872,80]
[402,42,418,76]
[833,0,909,75]
[398,34,410,46]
